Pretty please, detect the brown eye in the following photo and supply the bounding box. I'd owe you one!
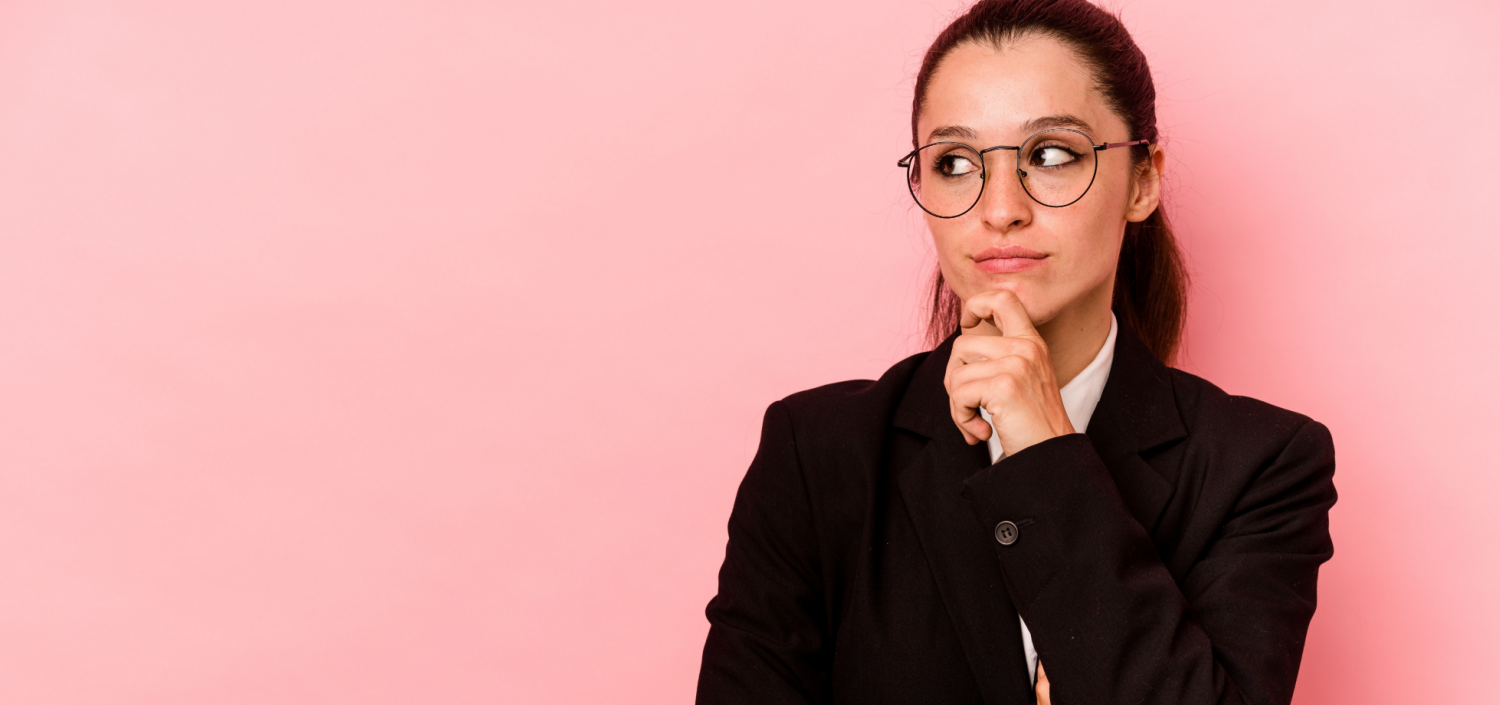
[1030,146,1077,167]
[937,154,978,177]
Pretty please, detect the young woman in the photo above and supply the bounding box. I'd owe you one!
[696,1,1336,703]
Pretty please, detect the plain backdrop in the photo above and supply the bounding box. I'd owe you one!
[1,0,1497,702]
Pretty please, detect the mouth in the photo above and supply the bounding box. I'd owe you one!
[973,246,1047,274]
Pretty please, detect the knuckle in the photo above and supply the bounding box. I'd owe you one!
[1017,354,1038,373]
[999,355,1028,373]
[958,340,992,362]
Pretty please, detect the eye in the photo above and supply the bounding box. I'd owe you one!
[936,154,979,177]
[1030,146,1078,167]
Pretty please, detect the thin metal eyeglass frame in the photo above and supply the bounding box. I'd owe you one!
[896,128,1151,217]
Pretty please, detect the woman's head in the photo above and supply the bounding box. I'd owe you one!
[912,0,1187,363]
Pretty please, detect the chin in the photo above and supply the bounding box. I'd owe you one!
[1019,300,1064,327]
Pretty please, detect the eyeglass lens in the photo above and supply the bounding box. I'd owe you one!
[906,129,1100,216]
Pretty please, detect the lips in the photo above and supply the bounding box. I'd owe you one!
[973,246,1047,273]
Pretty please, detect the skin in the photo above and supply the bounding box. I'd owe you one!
[918,35,1166,703]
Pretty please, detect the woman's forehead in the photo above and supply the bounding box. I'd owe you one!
[919,37,1117,144]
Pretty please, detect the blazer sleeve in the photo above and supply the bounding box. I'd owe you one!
[696,401,831,704]
[962,421,1336,705]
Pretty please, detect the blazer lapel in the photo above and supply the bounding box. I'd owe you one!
[1084,318,1187,534]
[888,318,1188,702]
[892,336,1034,704]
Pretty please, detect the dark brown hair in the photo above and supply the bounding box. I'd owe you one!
[914,0,1188,364]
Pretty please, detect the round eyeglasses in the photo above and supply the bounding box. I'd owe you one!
[897,128,1150,217]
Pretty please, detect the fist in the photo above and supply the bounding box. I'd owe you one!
[942,289,1074,454]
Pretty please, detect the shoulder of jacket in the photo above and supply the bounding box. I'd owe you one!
[1162,368,1336,543]
[1166,366,1326,448]
[763,349,932,457]
[776,349,929,418]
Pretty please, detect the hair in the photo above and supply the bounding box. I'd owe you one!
[914,0,1188,365]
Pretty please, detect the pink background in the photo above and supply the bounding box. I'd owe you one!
[1,0,1496,702]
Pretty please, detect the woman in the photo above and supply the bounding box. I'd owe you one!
[696,1,1336,703]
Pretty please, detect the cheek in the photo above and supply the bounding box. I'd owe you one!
[925,217,977,291]
[924,216,957,259]
[1064,211,1125,276]
[1037,195,1127,290]
[1078,224,1125,280]
[1068,174,1132,264]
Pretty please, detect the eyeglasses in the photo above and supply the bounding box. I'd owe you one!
[897,128,1150,217]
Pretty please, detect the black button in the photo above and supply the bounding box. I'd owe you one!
[994,520,1019,545]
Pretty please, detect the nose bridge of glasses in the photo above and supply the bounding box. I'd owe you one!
[976,146,1032,211]
[978,144,1021,164]
[964,145,1016,184]
[977,145,1024,185]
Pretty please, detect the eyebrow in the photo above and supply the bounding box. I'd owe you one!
[924,114,1098,146]
[1022,114,1095,134]
[925,124,980,142]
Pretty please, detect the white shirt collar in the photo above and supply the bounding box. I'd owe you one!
[980,313,1117,463]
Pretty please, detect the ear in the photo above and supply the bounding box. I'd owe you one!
[1124,145,1165,223]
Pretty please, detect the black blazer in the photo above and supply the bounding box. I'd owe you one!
[697,320,1336,705]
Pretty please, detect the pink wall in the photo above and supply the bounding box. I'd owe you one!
[0,0,1495,702]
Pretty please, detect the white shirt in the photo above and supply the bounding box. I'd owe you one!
[977,313,1117,685]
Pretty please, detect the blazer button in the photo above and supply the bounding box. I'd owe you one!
[994,520,1019,546]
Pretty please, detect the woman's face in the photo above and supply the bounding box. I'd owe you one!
[916,35,1161,327]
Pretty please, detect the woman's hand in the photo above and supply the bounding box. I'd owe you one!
[1035,662,1051,705]
[942,289,1074,452]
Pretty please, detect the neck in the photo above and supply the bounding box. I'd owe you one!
[1035,280,1115,388]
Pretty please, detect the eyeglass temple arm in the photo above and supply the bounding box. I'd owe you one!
[1095,139,1151,151]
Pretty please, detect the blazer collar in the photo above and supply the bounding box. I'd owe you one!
[893,316,1186,458]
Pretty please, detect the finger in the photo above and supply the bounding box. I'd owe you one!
[947,359,1028,440]
[946,364,1006,445]
[963,289,1039,339]
[947,356,1028,394]
[949,398,990,444]
[985,289,1040,339]
[947,382,993,444]
[961,313,1002,337]
[949,362,1025,427]
[951,334,1046,367]
[959,292,1004,337]
[943,350,978,445]
[1035,663,1050,705]
[963,417,992,444]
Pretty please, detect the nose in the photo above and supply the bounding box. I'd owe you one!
[976,150,1033,233]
